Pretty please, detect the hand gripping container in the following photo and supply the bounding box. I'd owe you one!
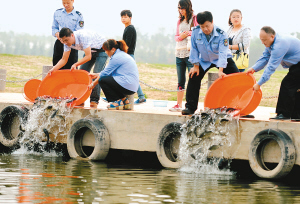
[204,72,262,116]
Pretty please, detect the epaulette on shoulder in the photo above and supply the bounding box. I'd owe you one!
[192,25,200,31]
[216,28,224,34]
[56,8,63,11]
[76,11,82,17]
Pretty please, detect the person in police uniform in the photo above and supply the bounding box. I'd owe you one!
[247,26,300,120]
[182,11,239,115]
[52,0,84,69]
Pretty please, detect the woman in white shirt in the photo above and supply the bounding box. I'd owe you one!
[227,9,251,72]
[170,0,198,112]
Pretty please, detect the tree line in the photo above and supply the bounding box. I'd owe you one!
[0,31,54,57]
[0,30,298,66]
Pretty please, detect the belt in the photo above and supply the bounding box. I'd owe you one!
[91,48,105,52]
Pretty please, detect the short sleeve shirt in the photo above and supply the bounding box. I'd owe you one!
[52,8,84,37]
[64,30,106,52]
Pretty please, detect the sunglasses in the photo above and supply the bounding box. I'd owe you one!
[178,6,186,10]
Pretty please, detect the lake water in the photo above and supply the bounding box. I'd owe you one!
[0,153,300,204]
[1,103,300,203]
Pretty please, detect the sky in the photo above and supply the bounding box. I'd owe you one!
[1,0,300,39]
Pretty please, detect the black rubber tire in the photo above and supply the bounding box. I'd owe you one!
[0,105,28,148]
[156,122,182,168]
[249,129,296,179]
[67,118,110,161]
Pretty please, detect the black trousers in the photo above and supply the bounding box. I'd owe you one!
[185,58,239,112]
[52,39,78,69]
[99,76,135,102]
[276,61,300,119]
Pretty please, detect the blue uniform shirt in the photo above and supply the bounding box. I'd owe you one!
[253,34,300,86]
[99,49,139,92]
[52,8,84,37]
[189,25,232,71]
[64,30,106,52]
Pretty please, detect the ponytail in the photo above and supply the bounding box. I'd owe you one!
[102,39,128,53]
[117,40,128,53]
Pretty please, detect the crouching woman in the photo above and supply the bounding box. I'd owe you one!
[88,39,139,110]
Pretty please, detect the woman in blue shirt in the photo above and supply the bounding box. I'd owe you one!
[88,39,139,110]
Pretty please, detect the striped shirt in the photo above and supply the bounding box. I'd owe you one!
[64,30,106,52]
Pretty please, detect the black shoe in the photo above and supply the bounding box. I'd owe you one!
[270,114,290,120]
[182,108,195,115]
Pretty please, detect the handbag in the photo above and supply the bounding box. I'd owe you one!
[232,44,249,69]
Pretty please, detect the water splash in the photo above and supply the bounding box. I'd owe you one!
[178,108,239,175]
[14,96,74,155]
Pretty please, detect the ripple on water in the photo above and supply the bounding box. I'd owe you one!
[0,156,299,203]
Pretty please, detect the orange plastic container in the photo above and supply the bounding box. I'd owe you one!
[23,79,42,102]
[36,70,92,106]
[204,73,262,116]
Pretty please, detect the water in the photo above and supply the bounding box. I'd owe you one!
[1,103,300,203]
[178,108,239,174]
[19,97,73,153]
[0,154,300,204]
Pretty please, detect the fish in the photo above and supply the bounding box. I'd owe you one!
[43,128,50,143]
[194,126,205,138]
[214,113,229,124]
[19,124,25,132]
[190,146,203,160]
[50,109,58,118]
[208,145,220,151]
[226,108,237,113]
[66,97,77,104]
[198,131,213,140]
[187,131,196,141]
[45,105,53,110]
[55,115,65,122]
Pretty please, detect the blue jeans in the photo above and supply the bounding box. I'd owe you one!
[176,57,193,90]
[80,51,108,103]
[129,54,145,99]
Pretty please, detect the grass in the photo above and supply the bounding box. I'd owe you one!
[0,54,287,107]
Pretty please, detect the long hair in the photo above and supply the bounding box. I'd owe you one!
[178,0,193,23]
[102,39,128,53]
[228,9,242,26]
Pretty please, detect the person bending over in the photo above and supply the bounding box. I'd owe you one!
[182,11,239,115]
[88,39,139,110]
[247,26,300,120]
[48,27,108,108]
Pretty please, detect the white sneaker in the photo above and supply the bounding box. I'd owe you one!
[169,104,182,112]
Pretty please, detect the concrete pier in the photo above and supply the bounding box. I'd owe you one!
[0,93,278,150]
[0,93,298,179]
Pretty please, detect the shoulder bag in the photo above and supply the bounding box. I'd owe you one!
[232,43,249,69]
